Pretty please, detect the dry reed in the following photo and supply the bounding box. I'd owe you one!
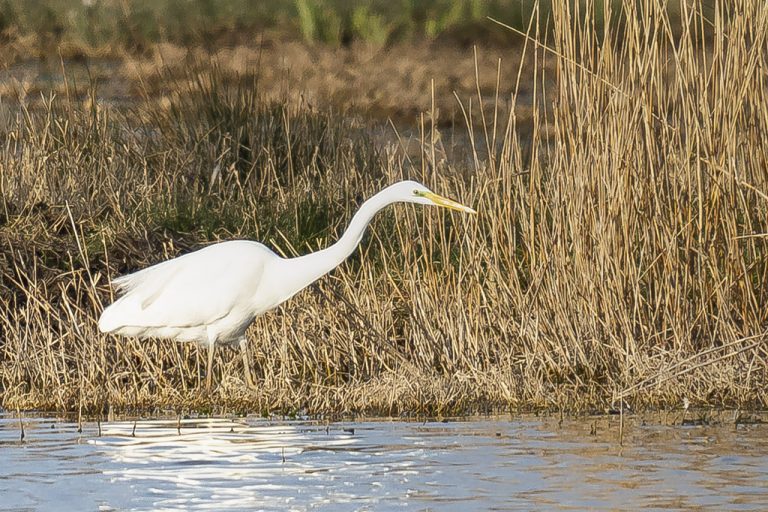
[1,0,767,415]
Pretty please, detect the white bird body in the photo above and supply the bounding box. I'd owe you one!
[99,241,276,344]
[98,180,476,388]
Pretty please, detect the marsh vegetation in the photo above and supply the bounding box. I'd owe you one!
[1,0,767,415]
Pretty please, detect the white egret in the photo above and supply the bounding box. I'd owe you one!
[98,180,476,390]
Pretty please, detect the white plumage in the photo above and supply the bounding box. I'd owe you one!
[99,241,272,340]
[98,180,476,389]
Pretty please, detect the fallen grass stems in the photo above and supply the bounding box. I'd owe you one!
[1,0,767,416]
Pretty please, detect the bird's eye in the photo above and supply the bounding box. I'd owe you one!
[413,189,422,196]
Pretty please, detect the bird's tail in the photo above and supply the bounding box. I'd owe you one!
[98,302,122,333]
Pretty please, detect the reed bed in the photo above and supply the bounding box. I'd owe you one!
[1,0,767,415]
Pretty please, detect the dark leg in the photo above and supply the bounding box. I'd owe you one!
[239,337,255,388]
[206,343,215,390]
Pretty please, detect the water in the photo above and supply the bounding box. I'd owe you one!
[1,413,766,511]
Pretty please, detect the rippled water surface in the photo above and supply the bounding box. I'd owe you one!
[1,412,767,511]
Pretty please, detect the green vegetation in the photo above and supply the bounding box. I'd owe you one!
[0,0,711,58]
[0,0,525,54]
[1,0,766,415]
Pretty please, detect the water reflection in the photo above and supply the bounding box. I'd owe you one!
[1,413,767,511]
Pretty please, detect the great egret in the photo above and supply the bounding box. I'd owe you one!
[98,180,476,389]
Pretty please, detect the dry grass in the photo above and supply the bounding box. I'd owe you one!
[2,0,768,415]
[0,37,529,135]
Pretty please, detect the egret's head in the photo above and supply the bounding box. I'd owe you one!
[394,180,477,214]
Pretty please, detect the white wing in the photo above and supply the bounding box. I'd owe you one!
[98,241,275,333]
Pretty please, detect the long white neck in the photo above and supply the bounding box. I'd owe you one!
[282,188,398,292]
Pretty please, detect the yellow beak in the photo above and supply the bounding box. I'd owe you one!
[423,191,477,214]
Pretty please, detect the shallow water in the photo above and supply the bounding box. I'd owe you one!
[1,413,766,511]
